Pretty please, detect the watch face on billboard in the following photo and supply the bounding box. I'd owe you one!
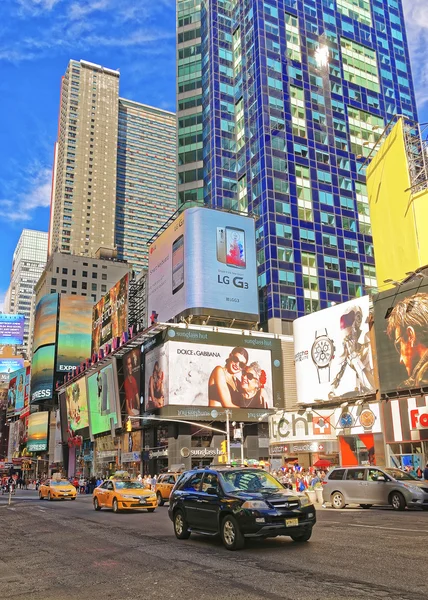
[87,362,121,436]
[293,296,375,404]
[374,283,428,395]
[147,207,259,325]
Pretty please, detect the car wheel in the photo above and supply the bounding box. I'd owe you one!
[359,504,372,509]
[157,492,164,507]
[47,492,52,501]
[112,498,120,513]
[39,492,43,500]
[174,509,191,540]
[221,515,245,551]
[94,498,101,511]
[390,492,406,511]
[70,497,76,501]
[147,508,155,513]
[331,492,346,509]
[291,528,312,543]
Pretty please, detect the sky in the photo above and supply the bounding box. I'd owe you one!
[0,0,426,309]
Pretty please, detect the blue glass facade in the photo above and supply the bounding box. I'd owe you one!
[197,0,417,329]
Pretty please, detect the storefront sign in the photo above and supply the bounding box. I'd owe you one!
[96,450,117,459]
[148,448,169,459]
[269,444,289,455]
[290,442,324,453]
[383,397,428,443]
[121,452,141,463]
[180,447,222,458]
[409,407,428,430]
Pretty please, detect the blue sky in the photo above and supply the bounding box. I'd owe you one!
[0,0,426,308]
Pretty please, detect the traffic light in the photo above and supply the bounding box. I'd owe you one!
[126,418,132,432]
[220,440,227,455]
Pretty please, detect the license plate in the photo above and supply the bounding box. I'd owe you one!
[63,493,68,496]
[139,499,147,504]
[285,518,299,527]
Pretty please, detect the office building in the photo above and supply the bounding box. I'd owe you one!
[49,59,119,257]
[177,0,417,332]
[4,230,48,354]
[116,99,176,272]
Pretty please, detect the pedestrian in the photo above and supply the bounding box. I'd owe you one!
[423,463,428,482]
[416,466,423,479]
[137,473,142,482]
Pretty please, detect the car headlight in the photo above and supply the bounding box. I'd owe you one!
[299,496,312,507]
[241,500,270,510]
[403,484,422,494]
[121,494,136,499]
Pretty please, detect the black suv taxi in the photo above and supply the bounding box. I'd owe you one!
[168,467,316,550]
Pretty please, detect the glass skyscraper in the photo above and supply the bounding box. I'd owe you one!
[177,0,417,332]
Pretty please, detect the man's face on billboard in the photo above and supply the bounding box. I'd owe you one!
[126,357,133,376]
[394,326,417,376]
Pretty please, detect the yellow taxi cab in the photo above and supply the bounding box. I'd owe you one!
[39,478,77,501]
[93,478,157,513]
[155,472,181,506]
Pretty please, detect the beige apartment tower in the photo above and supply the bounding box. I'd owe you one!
[49,59,119,258]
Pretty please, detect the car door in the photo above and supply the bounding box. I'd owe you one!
[97,481,111,507]
[196,473,221,532]
[342,468,367,504]
[365,468,391,505]
[42,481,49,498]
[180,472,203,528]
[105,481,115,508]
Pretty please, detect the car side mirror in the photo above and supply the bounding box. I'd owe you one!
[376,476,386,482]
[206,487,218,495]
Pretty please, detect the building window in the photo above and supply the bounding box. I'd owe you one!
[92,272,97,279]
[61,279,67,287]
[51,278,57,285]
[101,285,107,292]
[102,273,107,280]
[82,271,88,277]
[82,282,87,290]
[62,268,68,274]
[72,281,77,289]
[92,283,97,291]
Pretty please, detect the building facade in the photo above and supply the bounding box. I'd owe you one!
[115,99,177,273]
[177,0,417,332]
[4,229,48,355]
[49,59,119,257]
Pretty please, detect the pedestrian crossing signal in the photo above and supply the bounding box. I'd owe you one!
[126,418,132,432]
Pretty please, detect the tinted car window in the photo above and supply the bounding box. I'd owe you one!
[167,475,176,484]
[345,469,366,481]
[201,473,220,493]
[367,469,386,481]
[175,472,192,490]
[328,469,345,480]
[183,473,203,491]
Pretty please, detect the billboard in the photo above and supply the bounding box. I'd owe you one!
[57,295,92,373]
[0,358,24,385]
[143,327,283,410]
[293,297,375,404]
[31,345,55,403]
[65,377,89,432]
[87,362,121,436]
[92,273,129,354]
[121,347,142,427]
[6,367,28,418]
[147,207,259,325]
[27,411,49,452]
[374,282,428,396]
[0,314,25,345]
[33,293,59,353]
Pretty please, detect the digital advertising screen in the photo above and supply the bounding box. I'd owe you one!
[0,358,24,385]
[30,345,55,403]
[65,377,89,432]
[374,281,428,396]
[147,207,259,326]
[92,274,129,354]
[27,411,49,453]
[143,327,283,410]
[0,314,25,345]
[121,347,142,427]
[32,293,59,353]
[87,362,121,436]
[57,295,92,374]
[293,296,375,404]
[6,367,27,418]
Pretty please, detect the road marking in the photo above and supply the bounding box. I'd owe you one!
[350,524,428,534]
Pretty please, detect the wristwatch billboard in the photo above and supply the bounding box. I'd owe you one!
[311,328,335,384]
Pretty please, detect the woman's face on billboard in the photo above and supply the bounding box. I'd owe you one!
[227,352,247,375]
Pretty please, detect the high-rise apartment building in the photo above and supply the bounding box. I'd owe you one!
[116,100,177,272]
[4,230,48,354]
[49,59,119,257]
[177,0,417,332]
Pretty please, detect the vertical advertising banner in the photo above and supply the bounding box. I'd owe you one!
[87,362,121,436]
[6,367,27,417]
[293,297,375,404]
[65,378,89,432]
[0,314,25,345]
[31,345,55,403]
[32,293,59,353]
[144,343,169,410]
[27,411,49,452]
[374,282,428,396]
[56,295,93,374]
[147,207,259,325]
[91,273,129,354]
[0,358,25,386]
[121,348,142,427]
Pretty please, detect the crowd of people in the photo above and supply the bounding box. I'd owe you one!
[271,465,327,492]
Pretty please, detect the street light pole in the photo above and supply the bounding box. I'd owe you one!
[240,422,245,465]
[225,410,231,464]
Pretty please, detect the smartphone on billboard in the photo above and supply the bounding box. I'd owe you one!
[226,227,246,268]
[216,227,226,263]
[172,235,184,295]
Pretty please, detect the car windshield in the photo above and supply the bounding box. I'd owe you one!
[384,468,418,481]
[219,470,284,493]
[114,481,145,490]
[51,480,72,486]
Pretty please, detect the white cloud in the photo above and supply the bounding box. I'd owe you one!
[68,0,110,21]
[0,167,52,222]
[17,0,62,14]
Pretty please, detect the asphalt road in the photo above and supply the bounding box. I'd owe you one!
[1,490,427,600]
